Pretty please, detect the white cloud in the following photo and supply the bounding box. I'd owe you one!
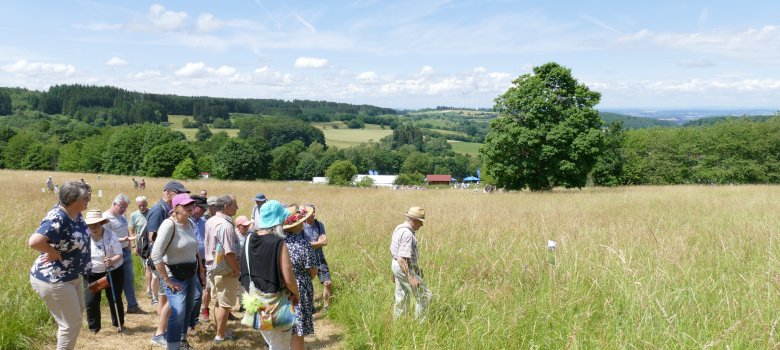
[294,57,328,69]
[2,60,76,76]
[254,66,269,74]
[616,25,780,62]
[105,57,128,66]
[148,4,189,31]
[196,13,223,33]
[356,71,378,82]
[128,70,162,80]
[419,65,434,75]
[173,62,248,84]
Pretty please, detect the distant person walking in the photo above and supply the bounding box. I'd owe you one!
[302,205,333,311]
[103,194,142,314]
[133,178,139,190]
[83,210,125,334]
[139,178,146,190]
[46,176,54,192]
[389,207,432,320]
[28,181,92,350]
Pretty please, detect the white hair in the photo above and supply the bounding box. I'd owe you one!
[113,193,129,205]
[135,195,147,204]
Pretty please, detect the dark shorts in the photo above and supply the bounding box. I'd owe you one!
[317,260,331,283]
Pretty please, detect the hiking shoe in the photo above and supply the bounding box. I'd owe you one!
[126,306,145,314]
[151,298,159,305]
[150,334,166,347]
[200,308,209,323]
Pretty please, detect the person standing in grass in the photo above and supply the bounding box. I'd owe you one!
[284,204,318,350]
[129,196,154,304]
[302,205,333,311]
[103,193,142,314]
[205,195,241,344]
[389,207,432,320]
[28,181,92,350]
[83,210,125,334]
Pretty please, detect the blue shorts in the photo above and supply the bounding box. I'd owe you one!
[317,256,331,283]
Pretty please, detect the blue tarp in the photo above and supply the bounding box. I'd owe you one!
[463,176,480,182]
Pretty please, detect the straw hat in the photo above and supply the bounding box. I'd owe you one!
[405,207,425,222]
[283,204,313,232]
[84,210,109,225]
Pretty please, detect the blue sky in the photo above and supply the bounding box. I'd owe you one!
[1,0,779,109]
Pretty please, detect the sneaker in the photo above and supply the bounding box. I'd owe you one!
[126,306,145,314]
[151,298,159,305]
[150,334,166,347]
[200,308,209,323]
[214,332,238,344]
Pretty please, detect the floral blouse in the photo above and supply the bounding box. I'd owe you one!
[29,206,91,283]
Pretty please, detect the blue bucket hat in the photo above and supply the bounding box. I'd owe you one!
[254,193,267,202]
[258,200,289,229]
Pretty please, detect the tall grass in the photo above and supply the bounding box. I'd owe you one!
[2,170,779,348]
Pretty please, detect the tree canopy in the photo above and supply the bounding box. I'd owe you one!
[481,62,605,191]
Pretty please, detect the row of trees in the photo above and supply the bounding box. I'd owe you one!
[0,85,397,125]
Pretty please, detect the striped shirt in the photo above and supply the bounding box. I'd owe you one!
[389,222,418,265]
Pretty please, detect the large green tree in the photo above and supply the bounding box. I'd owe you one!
[325,160,357,186]
[481,62,605,191]
[212,138,265,180]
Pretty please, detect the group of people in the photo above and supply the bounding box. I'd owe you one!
[28,180,336,350]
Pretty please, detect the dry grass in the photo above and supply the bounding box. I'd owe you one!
[3,170,780,348]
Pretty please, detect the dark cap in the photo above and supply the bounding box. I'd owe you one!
[189,195,208,209]
[163,180,190,194]
[254,193,267,202]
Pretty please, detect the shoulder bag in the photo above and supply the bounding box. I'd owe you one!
[240,234,297,331]
[209,221,233,276]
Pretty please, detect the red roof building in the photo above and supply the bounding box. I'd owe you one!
[426,174,452,185]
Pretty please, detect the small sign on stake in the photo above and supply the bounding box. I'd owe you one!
[547,240,557,265]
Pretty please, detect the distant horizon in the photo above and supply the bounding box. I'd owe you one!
[2,2,780,109]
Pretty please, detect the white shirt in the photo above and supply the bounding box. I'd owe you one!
[89,228,123,273]
[103,210,130,249]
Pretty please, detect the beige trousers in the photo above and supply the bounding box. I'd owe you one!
[30,276,85,350]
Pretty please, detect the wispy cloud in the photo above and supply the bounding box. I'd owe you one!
[677,59,715,68]
[581,13,621,33]
[148,4,189,31]
[294,57,329,69]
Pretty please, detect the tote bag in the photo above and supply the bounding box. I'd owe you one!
[240,234,297,331]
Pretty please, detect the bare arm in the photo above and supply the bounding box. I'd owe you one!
[310,234,327,249]
[395,255,419,287]
[28,233,61,262]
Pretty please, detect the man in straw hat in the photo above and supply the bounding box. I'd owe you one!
[389,206,432,320]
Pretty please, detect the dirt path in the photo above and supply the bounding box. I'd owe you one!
[70,301,344,349]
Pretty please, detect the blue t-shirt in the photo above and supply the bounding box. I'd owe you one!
[146,199,171,235]
[302,220,326,263]
[190,216,207,258]
[29,206,91,283]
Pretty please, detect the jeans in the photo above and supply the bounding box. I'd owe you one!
[30,276,84,350]
[84,268,125,331]
[391,259,432,320]
[122,248,139,309]
[163,272,201,350]
[189,272,203,328]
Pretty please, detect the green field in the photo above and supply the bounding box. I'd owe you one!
[448,140,482,156]
[168,115,239,140]
[6,170,780,349]
[313,122,393,148]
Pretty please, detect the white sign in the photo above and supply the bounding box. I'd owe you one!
[98,190,103,198]
[547,240,557,249]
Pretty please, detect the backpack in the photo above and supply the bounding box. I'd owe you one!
[135,222,151,259]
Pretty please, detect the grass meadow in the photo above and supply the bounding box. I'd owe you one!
[167,114,240,140]
[3,169,780,349]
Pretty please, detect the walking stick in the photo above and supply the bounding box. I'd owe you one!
[104,240,125,333]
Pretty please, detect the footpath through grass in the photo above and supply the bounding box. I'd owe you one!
[4,170,780,348]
